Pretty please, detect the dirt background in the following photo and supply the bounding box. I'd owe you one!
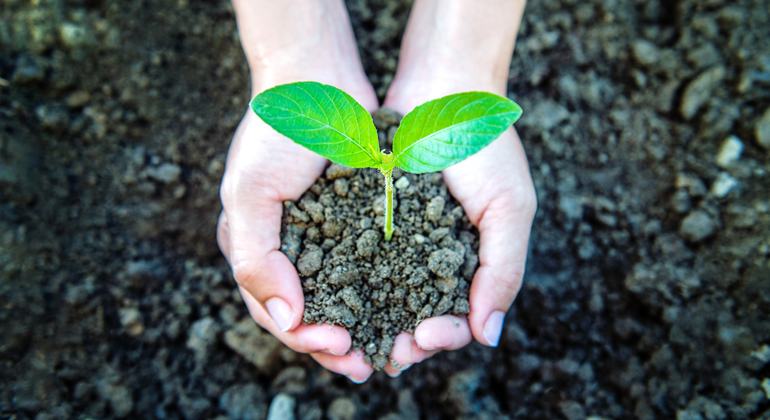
[1,0,769,419]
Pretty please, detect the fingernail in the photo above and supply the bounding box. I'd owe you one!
[483,311,505,347]
[265,297,294,332]
[387,370,402,378]
[345,374,368,384]
[324,349,347,356]
[400,364,413,371]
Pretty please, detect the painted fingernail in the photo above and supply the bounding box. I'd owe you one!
[265,297,294,332]
[483,311,505,347]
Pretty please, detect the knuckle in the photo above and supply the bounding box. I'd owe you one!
[231,259,259,288]
[500,272,524,300]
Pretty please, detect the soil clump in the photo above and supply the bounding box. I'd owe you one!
[282,110,476,369]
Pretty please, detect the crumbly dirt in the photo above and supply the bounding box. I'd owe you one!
[2,0,770,419]
[282,112,476,370]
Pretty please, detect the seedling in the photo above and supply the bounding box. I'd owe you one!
[251,82,522,241]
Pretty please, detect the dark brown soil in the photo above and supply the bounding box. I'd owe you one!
[2,0,770,419]
[282,111,476,370]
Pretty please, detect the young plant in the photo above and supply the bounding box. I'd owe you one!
[250,82,522,241]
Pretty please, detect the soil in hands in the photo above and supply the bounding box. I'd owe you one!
[279,109,479,370]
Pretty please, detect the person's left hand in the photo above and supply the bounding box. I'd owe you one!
[380,79,537,378]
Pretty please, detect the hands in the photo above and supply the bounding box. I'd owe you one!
[218,0,379,383]
[219,0,534,383]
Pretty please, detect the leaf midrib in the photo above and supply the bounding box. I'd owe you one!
[262,91,378,163]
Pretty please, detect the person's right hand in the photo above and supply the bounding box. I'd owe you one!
[219,0,379,383]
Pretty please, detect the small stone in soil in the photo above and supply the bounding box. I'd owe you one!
[428,249,464,278]
[325,163,356,180]
[716,135,743,168]
[297,244,323,276]
[435,276,458,294]
[434,295,454,316]
[328,264,360,286]
[425,196,446,222]
[356,229,380,257]
[679,210,717,243]
[334,178,349,196]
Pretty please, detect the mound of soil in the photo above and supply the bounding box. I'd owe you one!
[2,0,770,419]
[281,110,477,370]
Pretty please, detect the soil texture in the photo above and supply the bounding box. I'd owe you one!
[1,0,770,419]
[283,111,476,370]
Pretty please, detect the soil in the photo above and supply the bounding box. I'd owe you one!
[284,111,476,370]
[1,0,770,419]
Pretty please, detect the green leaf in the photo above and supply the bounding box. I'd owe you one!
[250,81,381,168]
[392,92,522,173]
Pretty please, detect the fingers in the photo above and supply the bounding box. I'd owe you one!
[218,203,305,333]
[413,315,473,351]
[219,115,329,333]
[442,129,537,347]
[237,284,352,356]
[382,317,471,378]
[387,332,439,370]
[311,349,373,384]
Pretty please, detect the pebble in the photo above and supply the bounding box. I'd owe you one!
[145,163,181,184]
[35,104,69,131]
[631,39,660,66]
[425,196,445,222]
[716,135,744,168]
[428,249,464,278]
[711,172,738,198]
[66,91,91,108]
[64,284,89,306]
[395,176,410,189]
[680,65,725,120]
[559,401,586,420]
[756,108,770,149]
[12,56,45,84]
[679,210,717,243]
[267,393,296,420]
[118,308,144,336]
[327,398,357,420]
[97,382,134,418]
[219,383,265,420]
[750,344,770,364]
[434,294,454,316]
[296,244,323,276]
[333,178,349,196]
[59,22,89,48]
[429,227,450,243]
[435,276,458,294]
[223,318,282,371]
[186,317,220,361]
[520,99,569,130]
[371,107,402,131]
[356,229,380,257]
[325,162,356,180]
[413,234,426,244]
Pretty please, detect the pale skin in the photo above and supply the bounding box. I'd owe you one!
[218,0,535,382]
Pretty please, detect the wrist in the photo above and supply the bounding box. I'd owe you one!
[384,0,525,114]
[233,0,375,107]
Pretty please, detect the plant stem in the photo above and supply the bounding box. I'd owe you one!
[383,169,394,241]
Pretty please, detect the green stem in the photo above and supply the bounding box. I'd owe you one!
[383,169,393,241]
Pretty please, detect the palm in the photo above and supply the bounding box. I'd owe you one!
[218,85,380,383]
[382,83,536,373]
